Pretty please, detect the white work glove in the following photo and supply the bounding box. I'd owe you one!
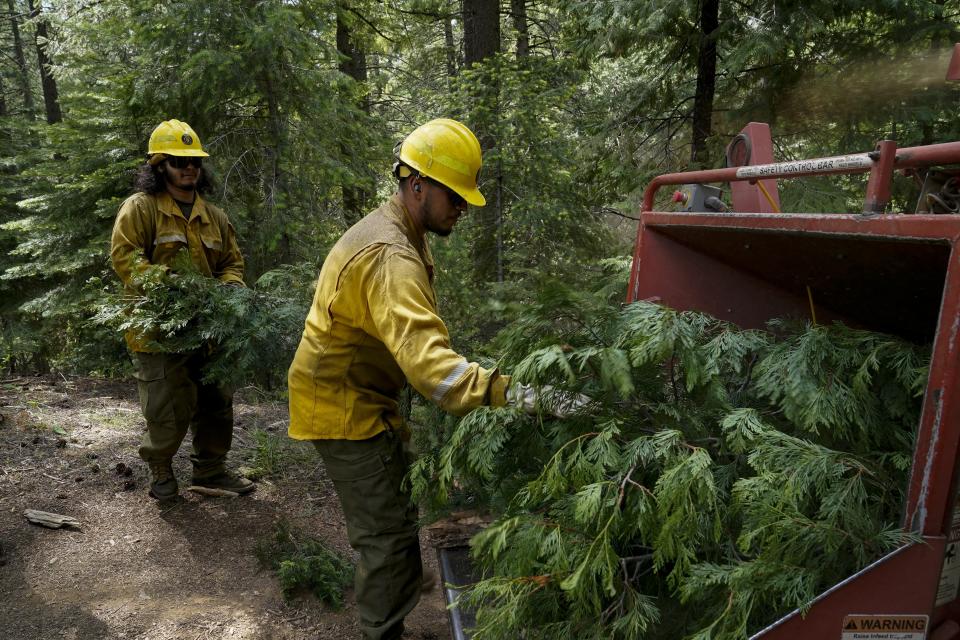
[506,384,591,418]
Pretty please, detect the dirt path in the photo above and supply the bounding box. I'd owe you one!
[0,376,449,640]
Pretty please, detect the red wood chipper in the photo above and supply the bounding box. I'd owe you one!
[439,43,960,640]
[626,47,960,640]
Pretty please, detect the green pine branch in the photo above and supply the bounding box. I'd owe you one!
[412,274,928,640]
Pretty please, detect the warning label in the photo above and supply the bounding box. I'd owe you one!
[841,614,928,640]
[937,541,960,606]
[939,485,960,606]
[949,491,960,543]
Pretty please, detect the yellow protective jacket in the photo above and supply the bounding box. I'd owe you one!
[287,194,510,441]
[110,191,245,351]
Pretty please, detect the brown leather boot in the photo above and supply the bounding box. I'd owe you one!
[148,464,178,501]
[191,469,255,495]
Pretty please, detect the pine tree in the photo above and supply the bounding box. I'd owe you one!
[0,0,384,374]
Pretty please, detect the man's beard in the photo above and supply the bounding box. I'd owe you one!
[422,200,453,237]
[427,223,453,237]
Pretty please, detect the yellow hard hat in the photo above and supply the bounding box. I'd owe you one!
[147,119,209,163]
[397,118,486,207]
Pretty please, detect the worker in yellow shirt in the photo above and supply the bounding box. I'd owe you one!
[111,119,254,502]
[287,118,510,639]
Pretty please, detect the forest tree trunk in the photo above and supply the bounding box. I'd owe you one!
[337,4,372,225]
[27,0,60,124]
[463,0,499,68]
[463,0,501,283]
[922,0,948,145]
[690,0,719,168]
[444,15,458,79]
[512,0,529,60]
[7,0,35,117]
[261,65,292,271]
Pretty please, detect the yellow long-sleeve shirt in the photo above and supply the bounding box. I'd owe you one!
[287,194,509,441]
[110,191,245,351]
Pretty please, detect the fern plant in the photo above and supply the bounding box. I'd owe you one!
[410,268,928,640]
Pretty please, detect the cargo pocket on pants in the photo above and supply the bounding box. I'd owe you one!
[133,353,175,424]
[326,447,413,536]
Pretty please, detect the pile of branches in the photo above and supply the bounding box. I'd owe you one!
[94,253,314,390]
[410,271,928,639]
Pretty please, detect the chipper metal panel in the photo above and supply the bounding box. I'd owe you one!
[628,137,960,640]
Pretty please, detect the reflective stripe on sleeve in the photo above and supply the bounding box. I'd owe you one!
[432,360,470,404]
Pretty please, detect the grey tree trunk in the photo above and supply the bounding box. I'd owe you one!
[259,64,292,272]
[7,0,35,117]
[462,0,502,284]
[337,5,368,101]
[512,0,529,60]
[27,0,61,124]
[0,72,7,116]
[922,0,948,145]
[463,0,499,69]
[690,0,719,167]
[337,4,372,225]
[444,15,458,79]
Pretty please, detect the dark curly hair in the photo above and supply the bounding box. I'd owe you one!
[133,159,213,195]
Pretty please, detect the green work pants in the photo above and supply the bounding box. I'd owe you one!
[133,350,234,477]
[313,432,421,640]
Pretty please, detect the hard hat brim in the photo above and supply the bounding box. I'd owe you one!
[148,150,210,165]
[462,188,486,207]
[165,150,210,157]
[147,149,210,165]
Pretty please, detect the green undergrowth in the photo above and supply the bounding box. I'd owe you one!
[245,428,315,481]
[255,519,354,608]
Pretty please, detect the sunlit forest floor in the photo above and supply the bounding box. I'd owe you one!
[0,376,448,640]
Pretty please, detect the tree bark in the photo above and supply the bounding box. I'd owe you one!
[7,0,35,117]
[261,65,292,271]
[337,3,372,225]
[511,0,529,60]
[462,0,502,284]
[463,0,499,68]
[690,0,719,168]
[443,15,458,79]
[27,0,61,124]
[337,5,368,102]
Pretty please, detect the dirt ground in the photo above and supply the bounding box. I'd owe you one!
[0,375,450,640]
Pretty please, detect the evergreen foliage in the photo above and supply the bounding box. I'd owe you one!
[255,519,354,607]
[0,0,384,376]
[410,268,928,639]
[92,253,315,389]
[563,0,960,210]
[2,0,958,376]
[0,1,954,632]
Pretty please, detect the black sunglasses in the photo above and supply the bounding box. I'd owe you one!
[422,176,466,207]
[166,156,203,169]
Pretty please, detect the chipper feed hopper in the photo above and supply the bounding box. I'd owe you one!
[629,123,960,640]
[439,44,960,640]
